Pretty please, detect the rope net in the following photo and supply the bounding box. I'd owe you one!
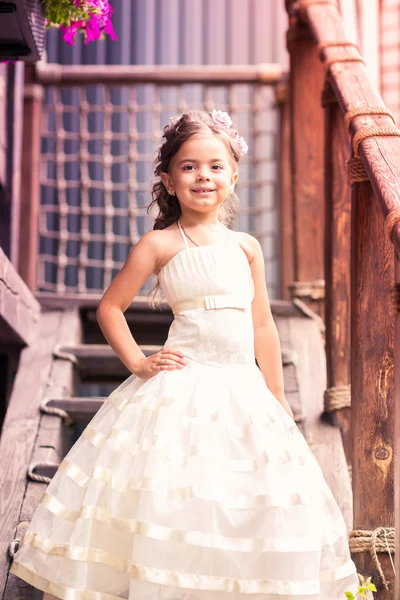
[38,82,279,296]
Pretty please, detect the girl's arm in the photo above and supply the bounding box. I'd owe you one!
[245,235,294,418]
[96,231,185,376]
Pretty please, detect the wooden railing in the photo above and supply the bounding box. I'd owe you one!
[284,1,398,597]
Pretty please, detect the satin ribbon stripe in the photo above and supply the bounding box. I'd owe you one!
[37,493,349,552]
[81,413,297,454]
[80,425,302,471]
[42,458,331,508]
[12,531,356,594]
[54,446,322,502]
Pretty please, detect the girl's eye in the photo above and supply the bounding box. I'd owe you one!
[182,165,194,171]
[212,165,223,170]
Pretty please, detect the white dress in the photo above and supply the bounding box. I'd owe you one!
[11,221,362,600]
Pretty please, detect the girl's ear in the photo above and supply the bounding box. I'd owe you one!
[231,171,239,187]
[160,172,173,193]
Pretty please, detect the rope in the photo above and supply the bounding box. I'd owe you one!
[8,539,20,558]
[318,40,360,56]
[290,280,325,300]
[353,125,400,158]
[324,56,365,72]
[53,343,78,365]
[27,462,60,484]
[347,157,369,185]
[40,398,74,427]
[292,298,326,336]
[323,384,351,412]
[344,106,395,133]
[385,207,400,244]
[390,283,400,316]
[349,527,396,589]
[299,0,338,20]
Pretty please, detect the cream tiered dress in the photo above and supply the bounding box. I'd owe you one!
[11,221,361,599]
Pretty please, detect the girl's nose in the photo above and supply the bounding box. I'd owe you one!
[196,171,210,181]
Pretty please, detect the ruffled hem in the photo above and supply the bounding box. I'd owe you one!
[11,557,358,598]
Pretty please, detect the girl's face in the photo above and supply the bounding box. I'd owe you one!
[161,134,238,215]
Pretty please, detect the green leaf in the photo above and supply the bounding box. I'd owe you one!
[345,593,354,600]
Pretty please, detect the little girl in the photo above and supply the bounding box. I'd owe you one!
[11,109,362,599]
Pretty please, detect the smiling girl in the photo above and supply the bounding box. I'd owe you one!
[11,109,362,600]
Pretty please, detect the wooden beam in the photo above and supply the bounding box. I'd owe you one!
[18,65,43,292]
[286,17,326,317]
[323,88,352,466]
[0,247,40,346]
[34,63,284,86]
[395,257,400,600]
[275,78,294,301]
[351,178,395,597]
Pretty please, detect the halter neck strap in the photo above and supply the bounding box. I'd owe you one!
[177,219,237,248]
[177,220,189,249]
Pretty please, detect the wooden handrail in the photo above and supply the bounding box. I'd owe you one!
[284,2,397,597]
[295,1,400,253]
[34,62,284,86]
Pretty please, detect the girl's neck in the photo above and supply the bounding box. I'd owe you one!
[179,215,221,229]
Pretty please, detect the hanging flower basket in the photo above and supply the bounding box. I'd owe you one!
[0,0,116,62]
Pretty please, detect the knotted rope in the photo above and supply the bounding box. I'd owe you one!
[347,157,369,185]
[299,0,338,20]
[352,125,400,158]
[323,384,351,412]
[349,527,396,589]
[8,539,20,558]
[290,280,325,300]
[40,398,74,427]
[27,462,59,484]
[344,106,395,133]
[53,343,78,365]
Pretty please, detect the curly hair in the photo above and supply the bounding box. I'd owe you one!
[147,109,244,307]
[147,109,243,230]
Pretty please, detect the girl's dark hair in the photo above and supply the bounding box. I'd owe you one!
[147,109,243,230]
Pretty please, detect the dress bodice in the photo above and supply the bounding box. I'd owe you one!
[159,221,255,366]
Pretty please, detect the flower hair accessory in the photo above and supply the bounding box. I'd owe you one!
[211,109,249,156]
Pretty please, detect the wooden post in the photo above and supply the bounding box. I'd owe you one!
[18,64,42,292]
[286,3,326,317]
[395,250,400,599]
[351,176,395,598]
[322,85,352,467]
[275,78,294,301]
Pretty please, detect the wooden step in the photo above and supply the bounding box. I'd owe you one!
[55,343,298,382]
[55,344,161,380]
[45,395,304,427]
[44,397,105,424]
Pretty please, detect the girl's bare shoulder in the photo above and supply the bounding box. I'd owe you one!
[231,230,260,264]
[139,223,179,252]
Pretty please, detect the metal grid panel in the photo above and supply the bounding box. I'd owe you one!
[38,82,278,296]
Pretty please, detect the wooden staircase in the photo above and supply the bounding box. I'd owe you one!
[0,298,352,599]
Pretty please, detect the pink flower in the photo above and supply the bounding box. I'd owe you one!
[211,109,233,130]
[84,13,102,43]
[236,136,249,156]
